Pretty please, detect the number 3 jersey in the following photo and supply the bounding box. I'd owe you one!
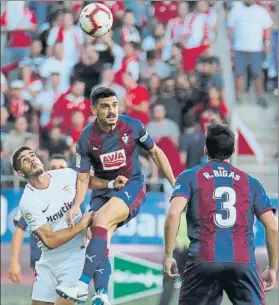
[19,168,85,259]
[171,161,276,263]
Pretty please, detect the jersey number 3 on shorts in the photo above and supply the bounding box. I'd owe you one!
[213,187,236,228]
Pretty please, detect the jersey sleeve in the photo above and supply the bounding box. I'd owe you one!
[20,199,47,232]
[16,216,28,231]
[76,132,92,173]
[135,119,155,151]
[171,171,192,201]
[253,179,276,218]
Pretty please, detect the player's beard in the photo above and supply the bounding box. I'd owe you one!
[24,167,44,179]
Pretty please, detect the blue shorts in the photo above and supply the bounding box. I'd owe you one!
[179,261,265,305]
[89,181,146,228]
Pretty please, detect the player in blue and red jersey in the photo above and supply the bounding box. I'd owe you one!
[164,121,278,305]
[56,87,176,304]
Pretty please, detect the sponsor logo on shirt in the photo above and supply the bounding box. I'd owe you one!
[47,201,73,223]
[100,149,126,170]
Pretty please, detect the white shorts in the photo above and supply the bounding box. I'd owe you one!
[31,249,85,303]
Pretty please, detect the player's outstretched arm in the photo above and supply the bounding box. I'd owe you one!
[164,196,187,277]
[149,145,176,187]
[259,210,278,291]
[9,227,24,284]
[67,172,91,226]
[35,212,94,249]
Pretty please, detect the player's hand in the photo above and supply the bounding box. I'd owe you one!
[164,257,179,279]
[66,205,81,227]
[114,176,128,189]
[9,262,21,284]
[79,211,94,229]
[262,267,277,292]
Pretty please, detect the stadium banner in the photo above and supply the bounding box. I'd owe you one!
[110,254,163,304]
[1,189,278,247]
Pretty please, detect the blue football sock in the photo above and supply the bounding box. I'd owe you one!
[79,226,108,284]
[94,249,111,292]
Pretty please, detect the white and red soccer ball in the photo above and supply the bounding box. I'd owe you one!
[79,3,113,37]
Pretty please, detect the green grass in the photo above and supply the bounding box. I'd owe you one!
[1,285,278,305]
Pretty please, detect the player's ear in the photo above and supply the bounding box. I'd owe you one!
[90,105,96,115]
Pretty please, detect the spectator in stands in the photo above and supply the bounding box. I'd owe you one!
[72,45,102,98]
[40,42,71,92]
[34,72,62,127]
[148,74,161,105]
[156,78,182,128]
[42,126,69,157]
[125,0,153,37]
[1,1,38,70]
[7,80,34,124]
[228,0,273,107]
[47,10,84,68]
[140,50,172,82]
[1,72,8,106]
[179,113,205,169]
[152,1,179,25]
[19,38,45,85]
[114,42,140,85]
[94,66,127,113]
[141,23,170,61]
[113,9,141,46]
[2,116,36,156]
[0,106,13,141]
[122,71,150,125]
[1,141,13,176]
[168,43,183,74]
[65,110,85,144]
[50,78,91,133]
[166,2,189,46]
[147,104,180,147]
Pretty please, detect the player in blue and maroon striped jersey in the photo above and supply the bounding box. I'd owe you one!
[164,121,278,305]
[56,87,176,305]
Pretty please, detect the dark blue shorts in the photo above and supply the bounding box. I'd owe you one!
[179,261,265,305]
[90,181,146,228]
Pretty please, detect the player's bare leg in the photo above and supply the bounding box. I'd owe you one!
[56,198,129,304]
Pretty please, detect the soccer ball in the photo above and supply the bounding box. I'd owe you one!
[79,3,113,37]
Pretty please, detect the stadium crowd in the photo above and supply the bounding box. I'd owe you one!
[1,0,278,189]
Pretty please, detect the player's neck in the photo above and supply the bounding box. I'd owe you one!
[28,172,51,190]
[208,158,230,163]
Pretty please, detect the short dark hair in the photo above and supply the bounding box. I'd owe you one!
[12,146,32,172]
[50,154,67,162]
[90,87,117,106]
[205,122,235,160]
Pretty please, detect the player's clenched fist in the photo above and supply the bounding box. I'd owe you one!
[262,267,277,292]
[163,257,180,279]
[67,205,81,227]
[114,175,128,189]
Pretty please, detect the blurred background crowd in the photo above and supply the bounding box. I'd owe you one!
[1,0,278,191]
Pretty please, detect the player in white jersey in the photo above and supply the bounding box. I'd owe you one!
[12,146,128,305]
